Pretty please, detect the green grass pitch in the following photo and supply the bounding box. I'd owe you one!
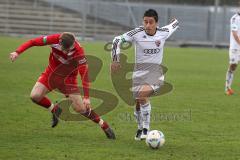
[0,36,240,159]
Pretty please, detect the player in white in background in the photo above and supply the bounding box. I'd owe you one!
[111,9,179,140]
[225,13,240,95]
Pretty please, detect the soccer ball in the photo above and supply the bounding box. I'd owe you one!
[145,130,165,149]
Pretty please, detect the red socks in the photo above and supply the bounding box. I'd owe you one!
[81,109,109,130]
[34,97,109,130]
[82,108,100,123]
[35,97,52,109]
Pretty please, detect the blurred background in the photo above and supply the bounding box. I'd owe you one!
[0,0,239,47]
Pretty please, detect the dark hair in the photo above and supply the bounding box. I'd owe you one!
[60,32,75,49]
[143,9,158,22]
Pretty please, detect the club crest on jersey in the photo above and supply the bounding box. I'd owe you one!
[155,40,161,47]
[143,35,147,39]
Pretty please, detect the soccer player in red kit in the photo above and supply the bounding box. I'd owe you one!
[9,32,115,139]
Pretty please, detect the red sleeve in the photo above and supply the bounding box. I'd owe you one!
[16,34,61,55]
[79,64,90,99]
[76,43,90,98]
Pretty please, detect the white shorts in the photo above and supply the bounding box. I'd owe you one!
[229,49,240,64]
[132,75,165,92]
[150,75,165,92]
[132,71,165,99]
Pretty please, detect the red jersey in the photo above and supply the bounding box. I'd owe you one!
[15,34,90,98]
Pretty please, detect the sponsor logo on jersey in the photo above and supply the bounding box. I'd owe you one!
[52,52,69,64]
[52,44,75,56]
[143,48,160,55]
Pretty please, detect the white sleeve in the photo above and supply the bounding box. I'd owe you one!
[231,17,238,31]
[161,19,179,40]
[111,28,140,62]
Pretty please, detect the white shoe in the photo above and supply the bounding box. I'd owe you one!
[140,128,148,140]
[134,129,142,141]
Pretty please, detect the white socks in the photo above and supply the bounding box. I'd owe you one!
[134,109,143,130]
[225,69,234,91]
[140,102,151,130]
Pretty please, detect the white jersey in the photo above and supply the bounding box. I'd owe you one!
[111,19,179,88]
[230,13,240,50]
[111,19,179,65]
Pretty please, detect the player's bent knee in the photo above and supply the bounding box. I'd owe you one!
[30,92,43,103]
[137,98,148,105]
[73,105,86,113]
[230,64,237,71]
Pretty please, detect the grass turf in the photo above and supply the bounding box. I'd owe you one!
[0,36,240,159]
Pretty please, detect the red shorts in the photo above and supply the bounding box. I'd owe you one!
[37,67,80,95]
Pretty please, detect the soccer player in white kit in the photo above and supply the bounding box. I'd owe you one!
[225,13,240,95]
[111,9,179,140]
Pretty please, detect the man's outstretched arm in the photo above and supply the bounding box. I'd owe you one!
[9,34,60,62]
[111,28,138,73]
